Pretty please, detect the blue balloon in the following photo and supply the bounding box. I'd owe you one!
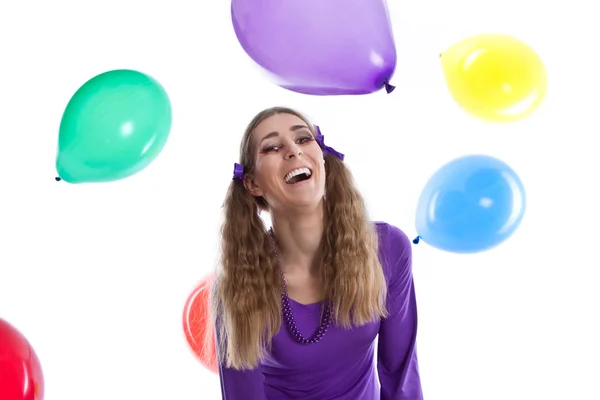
[415,155,526,253]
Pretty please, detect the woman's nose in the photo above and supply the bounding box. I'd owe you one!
[284,145,302,159]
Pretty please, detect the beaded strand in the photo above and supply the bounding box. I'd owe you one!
[268,228,331,344]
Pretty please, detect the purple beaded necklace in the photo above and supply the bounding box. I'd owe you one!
[268,228,332,344]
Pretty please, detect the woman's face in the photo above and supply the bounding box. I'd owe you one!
[246,113,326,211]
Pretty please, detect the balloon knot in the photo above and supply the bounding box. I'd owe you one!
[55,177,62,182]
[384,81,396,94]
[412,236,421,244]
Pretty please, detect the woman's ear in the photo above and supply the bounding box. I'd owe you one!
[244,174,264,197]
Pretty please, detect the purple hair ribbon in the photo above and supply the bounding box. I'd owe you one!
[232,162,261,215]
[314,126,344,161]
[232,163,245,180]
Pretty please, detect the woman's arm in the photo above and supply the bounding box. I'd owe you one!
[377,224,424,400]
[214,321,267,399]
[218,362,266,399]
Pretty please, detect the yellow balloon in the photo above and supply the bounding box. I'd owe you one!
[440,34,547,123]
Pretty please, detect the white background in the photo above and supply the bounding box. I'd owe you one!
[1,0,599,399]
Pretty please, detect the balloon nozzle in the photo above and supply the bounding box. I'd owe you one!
[55,177,62,182]
[384,81,396,94]
[412,236,421,244]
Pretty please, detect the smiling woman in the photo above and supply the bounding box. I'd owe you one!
[209,106,423,400]
[245,113,328,211]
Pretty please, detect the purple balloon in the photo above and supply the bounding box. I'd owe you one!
[231,0,397,96]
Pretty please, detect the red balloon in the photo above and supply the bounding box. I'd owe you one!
[183,273,218,374]
[0,319,44,400]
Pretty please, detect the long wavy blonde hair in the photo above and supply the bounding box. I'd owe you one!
[208,107,388,370]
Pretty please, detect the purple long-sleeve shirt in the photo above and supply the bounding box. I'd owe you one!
[217,222,423,399]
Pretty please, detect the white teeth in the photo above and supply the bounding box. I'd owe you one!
[285,167,312,183]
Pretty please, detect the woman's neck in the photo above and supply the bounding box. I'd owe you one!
[270,204,324,275]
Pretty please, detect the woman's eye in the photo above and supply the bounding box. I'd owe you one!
[262,137,312,153]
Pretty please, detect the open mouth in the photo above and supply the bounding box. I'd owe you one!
[284,167,312,184]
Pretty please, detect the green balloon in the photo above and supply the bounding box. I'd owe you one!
[56,69,172,183]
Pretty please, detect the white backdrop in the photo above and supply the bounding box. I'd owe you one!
[1,0,599,399]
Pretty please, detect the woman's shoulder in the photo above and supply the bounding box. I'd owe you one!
[372,221,411,250]
[372,221,412,279]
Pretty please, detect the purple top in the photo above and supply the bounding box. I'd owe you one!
[217,222,423,399]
